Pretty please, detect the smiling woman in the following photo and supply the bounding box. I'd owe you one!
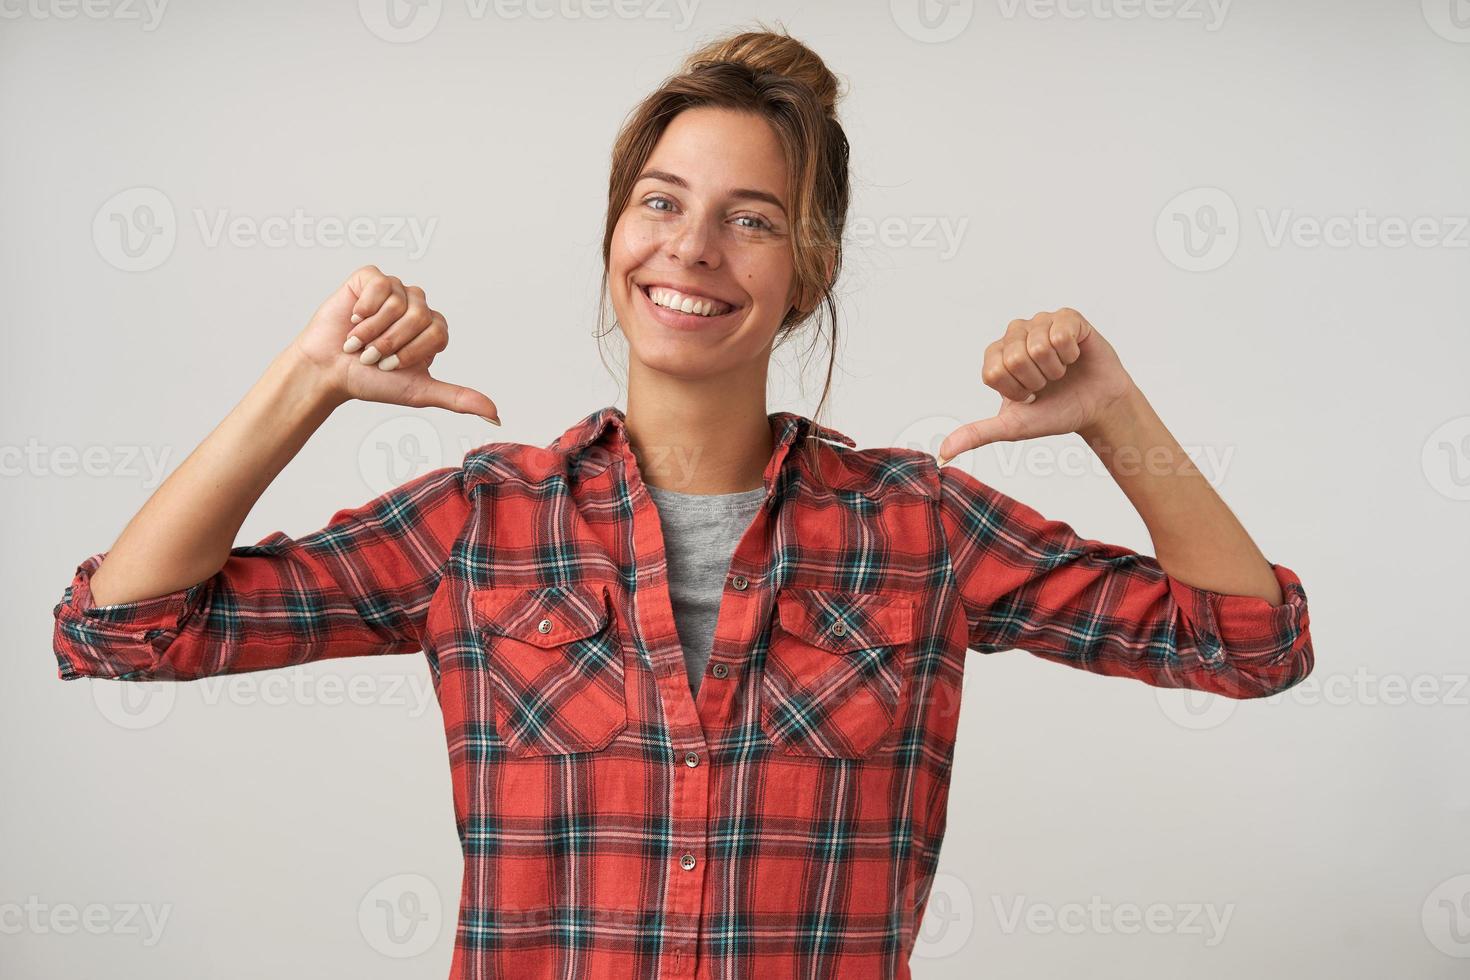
[50,19,1313,980]
[595,28,851,479]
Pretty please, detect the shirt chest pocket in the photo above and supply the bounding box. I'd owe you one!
[760,589,916,760]
[471,582,628,758]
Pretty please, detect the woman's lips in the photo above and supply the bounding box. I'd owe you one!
[636,283,742,331]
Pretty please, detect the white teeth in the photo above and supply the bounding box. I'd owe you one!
[646,286,733,317]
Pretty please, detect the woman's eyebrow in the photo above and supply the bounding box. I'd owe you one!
[636,168,786,214]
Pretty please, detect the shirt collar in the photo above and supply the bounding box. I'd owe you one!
[549,404,857,504]
[552,404,856,457]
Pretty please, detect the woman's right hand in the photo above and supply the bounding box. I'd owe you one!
[292,265,500,424]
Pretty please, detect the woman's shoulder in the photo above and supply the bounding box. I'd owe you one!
[457,437,583,493]
[798,439,942,502]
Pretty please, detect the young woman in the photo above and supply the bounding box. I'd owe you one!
[52,26,1312,980]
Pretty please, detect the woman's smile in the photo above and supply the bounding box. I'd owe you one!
[634,278,746,332]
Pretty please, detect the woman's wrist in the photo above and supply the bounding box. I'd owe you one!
[273,342,348,421]
[1077,383,1154,449]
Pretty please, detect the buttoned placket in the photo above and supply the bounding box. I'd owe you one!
[603,411,805,979]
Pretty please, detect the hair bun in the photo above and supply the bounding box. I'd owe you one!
[681,26,843,117]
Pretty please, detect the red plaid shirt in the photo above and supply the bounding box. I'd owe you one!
[52,404,1313,979]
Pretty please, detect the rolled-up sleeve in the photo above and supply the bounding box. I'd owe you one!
[936,464,1313,699]
[52,464,472,682]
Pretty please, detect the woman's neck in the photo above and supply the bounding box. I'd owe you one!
[623,388,773,494]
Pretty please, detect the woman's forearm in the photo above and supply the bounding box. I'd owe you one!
[1078,386,1284,605]
[86,345,343,606]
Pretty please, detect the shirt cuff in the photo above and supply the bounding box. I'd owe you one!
[1167,562,1310,668]
[52,551,209,679]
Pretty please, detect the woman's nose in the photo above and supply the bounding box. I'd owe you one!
[665,215,720,267]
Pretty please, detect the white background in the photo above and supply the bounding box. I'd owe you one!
[3,1,1467,977]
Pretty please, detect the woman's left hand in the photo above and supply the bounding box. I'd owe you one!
[937,307,1141,464]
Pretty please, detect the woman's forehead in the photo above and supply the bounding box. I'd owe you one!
[643,109,788,198]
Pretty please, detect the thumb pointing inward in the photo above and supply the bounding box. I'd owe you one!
[936,393,1035,467]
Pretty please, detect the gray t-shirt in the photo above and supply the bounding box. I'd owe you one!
[644,482,768,700]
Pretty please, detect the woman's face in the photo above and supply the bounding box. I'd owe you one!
[609,106,805,381]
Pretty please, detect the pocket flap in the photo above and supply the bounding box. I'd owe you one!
[775,589,914,653]
[472,582,612,648]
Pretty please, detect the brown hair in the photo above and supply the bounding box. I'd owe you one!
[595,21,852,476]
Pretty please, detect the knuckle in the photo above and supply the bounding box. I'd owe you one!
[1002,348,1030,371]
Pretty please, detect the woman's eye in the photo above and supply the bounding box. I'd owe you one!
[734,214,773,231]
[645,196,676,213]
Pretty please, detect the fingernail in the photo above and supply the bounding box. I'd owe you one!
[377,354,400,372]
[481,415,501,426]
[1023,393,1037,404]
[342,336,363,353]
[350,314,362,324]
[935,452,952,468]
[360,344,382,366]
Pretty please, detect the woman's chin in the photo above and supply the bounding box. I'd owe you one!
[629,341,727,379]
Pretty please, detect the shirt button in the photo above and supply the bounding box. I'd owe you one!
[684,750,699,768]
[537,617,553,634]
[680,852,697,871]
[731,574,749,591]
[710,662,729,679]
[831,620,847,637]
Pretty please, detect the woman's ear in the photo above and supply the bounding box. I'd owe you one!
[792,252,836,315]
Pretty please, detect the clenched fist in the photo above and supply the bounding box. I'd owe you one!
[937,308,1137,464]
[292,265,500,424]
